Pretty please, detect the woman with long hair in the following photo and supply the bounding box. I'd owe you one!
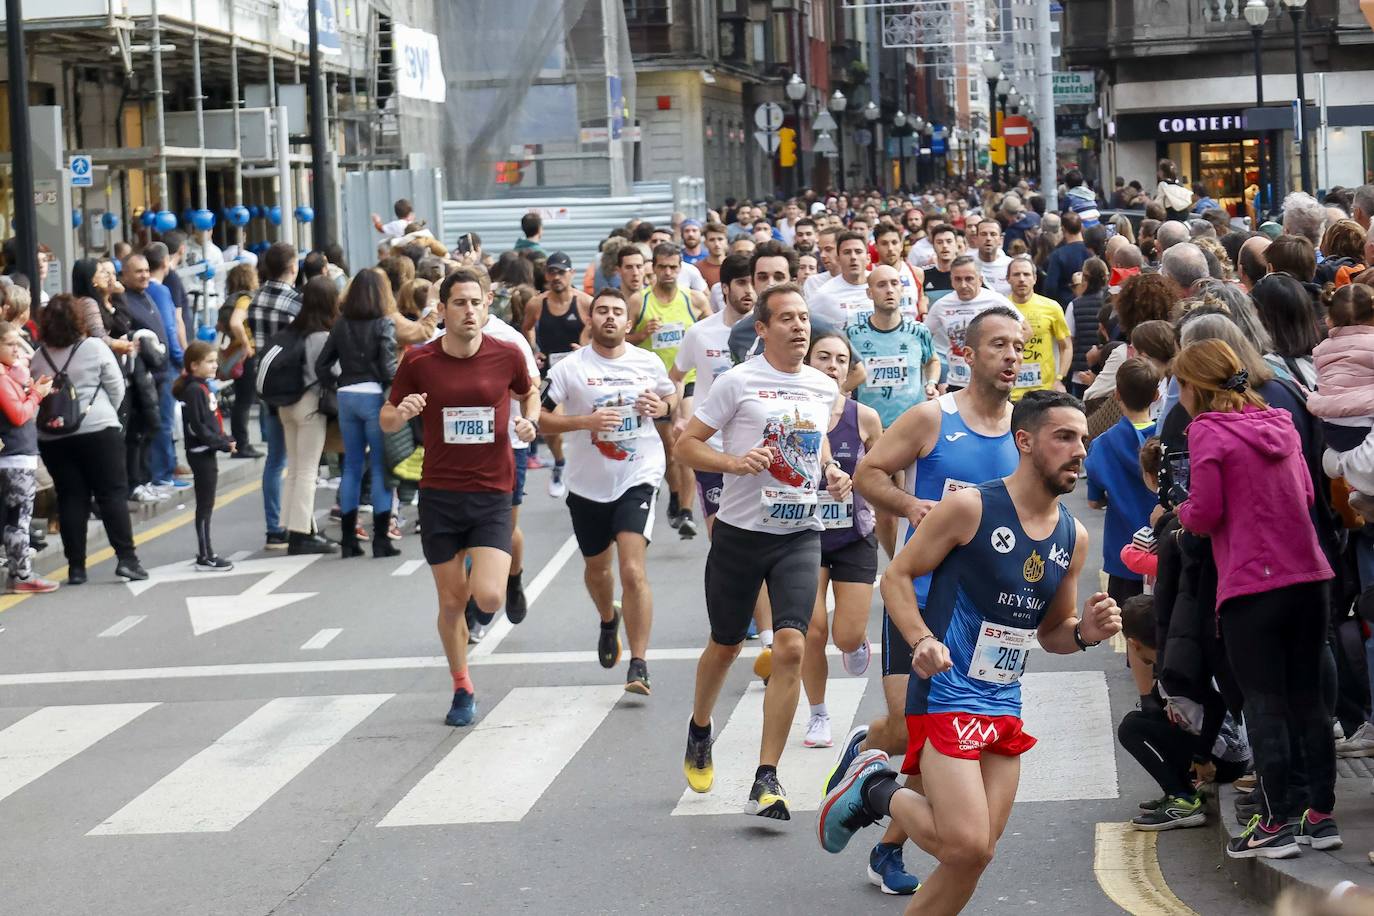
[1174,338,1336,859]
[1251,272,1322,388]
[222,262,261,457]
[281,277,340,555]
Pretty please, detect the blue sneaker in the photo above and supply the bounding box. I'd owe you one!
[445,689,476,727]
[825,725,869,796]
[155,479,193,490]
[867,842,920,895]
[817,748,891,854]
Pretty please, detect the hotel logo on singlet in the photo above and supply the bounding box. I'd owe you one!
[1022,550,1045,583]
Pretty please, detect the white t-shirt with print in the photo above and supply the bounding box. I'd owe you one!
[479,315,540,450]
[807,273,872,330]
[925,288,1013,388]
[545,346,676,502]
[693,355,838,534]
[674,311,737,450]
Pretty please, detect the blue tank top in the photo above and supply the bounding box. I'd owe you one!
[821,399,874,552]
[907,480,1078,718]
[903,393,1019,605]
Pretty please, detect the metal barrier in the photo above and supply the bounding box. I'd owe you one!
[339,168,446,275]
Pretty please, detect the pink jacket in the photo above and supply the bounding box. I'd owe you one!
[1307,325,1374,420]
[1178,406,1332,607]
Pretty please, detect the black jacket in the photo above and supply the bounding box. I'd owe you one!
[316,318,398,390]
[178,376,233,452]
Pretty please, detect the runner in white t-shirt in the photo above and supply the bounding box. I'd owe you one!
[974,218,1013,297]
[541,289,677,695]
[926,256,1014,391]
[808,230,872,329]
[873,222,925,321]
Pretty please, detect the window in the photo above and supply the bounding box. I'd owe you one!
[805,0,827,41]
[624,0,671,25]
[752,21,766,62]
[772,12,790,63]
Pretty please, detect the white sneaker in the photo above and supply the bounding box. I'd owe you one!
[130,485,164,503]
[548,474,567,499]
[467,621,489,645]
[804,713,832,748]
[1336,721,1374,757]
[842,638,872,677]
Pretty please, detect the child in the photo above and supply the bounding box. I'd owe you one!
[0,321,56,593]
[174,341,235,571]
[1310,284,1374,517]
[1086,356,1161,607]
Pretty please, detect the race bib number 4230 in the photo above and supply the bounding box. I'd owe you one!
[967,623,1036,685]
[442,406,496,444]
[652,322,685,350]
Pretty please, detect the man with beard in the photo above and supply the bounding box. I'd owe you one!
[873,222,926,320]
[926,257,1013,391]
[540,289,677,695]
[820,389,1121,916]
[792,216,819,256]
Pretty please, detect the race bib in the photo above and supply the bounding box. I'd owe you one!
[817,490,854,529]
[942,478,976,499]
[841,300,874,325]
[759,486,818,529]
[443,406,496,445]
[548,350,571,366]
[867,355,908,388]
[1014,364,1043,388]
[967,623,1036,685]
[651,322,685,350]
[596,403,641,442]
[948,357,971,387]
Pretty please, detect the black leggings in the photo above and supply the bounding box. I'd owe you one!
[231,356,257,450]
[39,427,138,569]
[188,449,218,559]
[1118,707,1247,797]
[1221,580,1336,821]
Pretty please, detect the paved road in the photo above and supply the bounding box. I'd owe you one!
[0,461,1250,915]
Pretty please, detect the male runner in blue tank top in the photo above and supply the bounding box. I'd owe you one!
[818,390,1122,916]
[831,305,1025,895]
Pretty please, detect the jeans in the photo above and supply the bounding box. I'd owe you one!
[38,427,139,569]
[338,390,388,515]
[260,407,287,535]
[149,376,177,482]
[280,389,328,534]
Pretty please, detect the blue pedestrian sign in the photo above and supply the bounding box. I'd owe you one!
[69,155,93,188]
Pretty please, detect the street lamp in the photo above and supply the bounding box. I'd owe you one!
[1281,0,1311,192]
[864,101,881,191]
[894,110,908,191]
[829,90,848,193]
[785,73,808,194]
[981,52,1003,186]
[1244,0,1271,216]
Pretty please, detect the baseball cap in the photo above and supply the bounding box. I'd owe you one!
[546,251,573,272]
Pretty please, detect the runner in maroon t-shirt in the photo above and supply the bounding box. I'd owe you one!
[381,268,538,727]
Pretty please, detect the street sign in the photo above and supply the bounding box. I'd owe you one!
[931,136,946,155]
[812,132,838,155]
[811,110,837,132]
[1003,115,1032,148]
[1052,71,1096,106]
[854,128,872,147]
[755,132,781,155]
[69,155,93,188]
[754,102,785,132]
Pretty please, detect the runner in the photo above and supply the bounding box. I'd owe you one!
[926,256,1013,391]
[698,222,729,290]
[677,282,852,819]
[380,268,538,728]
[793,216,819,256]
[681,219,707,264]
[804,226,842,298]
[541,288,677,694]
[872,223,926,320]
[819,389,1122,916]
[1005,255,1072,401]
[847,264,940,558]
[617,245,647,301]
[920,223,960,310]
[800,330,884,751]
[522,251,593,498]
[629,242,709,538]
[809,231,874,330]
[973,219,1013,297]
[831,305,1025,897]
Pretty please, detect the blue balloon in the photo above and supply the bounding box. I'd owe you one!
[101,211,119,231]
[72,210,84,229]
[196,325,217,343]
[228,205,251,228]
[267,205,282,226]
[249,205,263,219]
[192,209,216,231]
[294,205,315,224]
[155,210,178,233]
[140,209,157,227]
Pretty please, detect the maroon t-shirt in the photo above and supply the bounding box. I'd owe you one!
[388,336,532,493]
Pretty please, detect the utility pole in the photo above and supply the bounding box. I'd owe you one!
[1034,0,1058,209]
[5,0,38,284]
[308,0,331,249]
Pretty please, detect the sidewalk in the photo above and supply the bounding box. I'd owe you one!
[1216,760,1374,906]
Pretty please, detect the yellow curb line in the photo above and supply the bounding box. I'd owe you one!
[1094,822,1201,916]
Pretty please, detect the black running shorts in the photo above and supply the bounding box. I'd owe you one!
[566,483,656,557]
[418,489,514,566]
[821,534,879,585]
[704,521,821,646]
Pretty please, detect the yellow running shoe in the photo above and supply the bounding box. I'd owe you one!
[684,718,714,793]
[747,769,790,820]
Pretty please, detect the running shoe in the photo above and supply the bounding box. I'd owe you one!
[114,559,149,581]
[842,638,872,676]
[678,511,697,539]
[625,658,651,696]
[547,467,567,499]
[753,646,773,683]
[1227,815,1300,859]
[1336,722,1374,757]
[826,725,870,796]
[867,843,921,895]
[130,484,166,503]
[1131,794,1206,831]
[1138,795,1168,812]
[747,770,791,820]
[1295,810,1343,850]
[154,478,193,490]
[804,713,833,748]
[506,576,528,625]
[525,454,546,470]
[467,621,489,645]
[818,749,892,854]
[598,601,623,669]
[445,689,477,727]
[684,719,714,793]
[195,555,235,572]
[7,575,58,594]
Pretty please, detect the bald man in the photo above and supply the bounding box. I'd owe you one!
[1238,235,1272,292]
[1155,220,1189,256]
[1160,242,1210,300]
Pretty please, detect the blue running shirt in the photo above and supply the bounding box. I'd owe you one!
[847,315,936,429]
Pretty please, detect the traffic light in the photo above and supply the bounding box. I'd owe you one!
[779,127,797,168]
[989,138,1007,167]
[495,160,525,186]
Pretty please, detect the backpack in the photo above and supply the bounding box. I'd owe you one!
[37,340,98,435]
[254,328,307,407]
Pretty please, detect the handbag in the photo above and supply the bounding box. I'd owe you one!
[315,382,339,419]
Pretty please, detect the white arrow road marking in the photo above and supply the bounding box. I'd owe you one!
[0,703,159,803]
[125,554,325,635]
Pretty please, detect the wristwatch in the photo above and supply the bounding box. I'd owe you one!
[1073,622,1100,652]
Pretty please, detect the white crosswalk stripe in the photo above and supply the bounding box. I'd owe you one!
[0,703,158,804]
[672,678,868,817]
[1018,670,1119,802]
[378,685,624,827]
[88,694,391,835]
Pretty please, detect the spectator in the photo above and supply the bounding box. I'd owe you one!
[0,319,56,593]
[1067,257,1108,395]
[1191,183,1220,214]
[1109,175,1131,210]
[1160,242,1209,300]
[1153,159,1194,221]
[143,242,188,490]
[1045,211,1091,307]
[1316,219,1368,287]
[372,198,416,239]
[1352,184,1374,230]
[1266,234,1318,284]
[1062,169,1101,229]
[1251,272,1321,388]
[160,230,193,337]
[515,212,546,256]
[1282,191,1328,251]
[1086,272,1176,402]
[221,263,260,456]
[1155,220,1189,255]
[1108,212,1136,245]
[1237,236,1271,291]
[31,295,146,583]
[280,277,339,556]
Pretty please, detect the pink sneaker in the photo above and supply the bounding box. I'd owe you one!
[9,576,58,594]
[525,454,546,470]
